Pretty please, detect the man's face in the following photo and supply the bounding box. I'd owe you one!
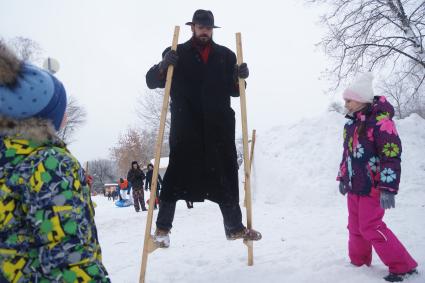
[133,164,138,169]
[191,24,213,43]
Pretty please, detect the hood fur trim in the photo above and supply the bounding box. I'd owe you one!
[0,116,63,144]
[0,42,21,85]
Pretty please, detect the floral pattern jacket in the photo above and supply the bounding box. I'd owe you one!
[337,96,402,195]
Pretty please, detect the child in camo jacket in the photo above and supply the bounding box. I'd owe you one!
[0,43,110,282]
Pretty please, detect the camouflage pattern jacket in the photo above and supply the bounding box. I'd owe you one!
[0,118,109,282]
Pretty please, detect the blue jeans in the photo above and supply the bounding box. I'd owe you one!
[156,201,245,235]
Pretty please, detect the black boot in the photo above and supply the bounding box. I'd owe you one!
[384,269,418,282]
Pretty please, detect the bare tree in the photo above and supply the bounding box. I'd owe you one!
[410,96,425,117]
[89,159,118,191]
[110,128,146,176]
[137,89,171,133]
[135,88,171,162]
[403,78,425,117]
[309,0,425,115]
[377,72,413,118]
[110,127,169,177]
[58,96,87,143]
[7,36,43,64]
[134,128,168,164]
[310,0,424,85]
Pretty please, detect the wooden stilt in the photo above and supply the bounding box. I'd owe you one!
[139,26,180,283]
[236,32,254,266]
[244,129,256,208]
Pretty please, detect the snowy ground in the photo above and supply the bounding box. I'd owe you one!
[94,112,425,283]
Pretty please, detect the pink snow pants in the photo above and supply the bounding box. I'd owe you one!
[347,193,417,274]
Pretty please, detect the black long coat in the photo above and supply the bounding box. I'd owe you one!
[146,39,240,204]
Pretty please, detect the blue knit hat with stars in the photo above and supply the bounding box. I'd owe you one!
[0,62,67,131]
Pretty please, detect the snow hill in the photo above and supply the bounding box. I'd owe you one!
[94,111,425,283]
[252,111,425,207]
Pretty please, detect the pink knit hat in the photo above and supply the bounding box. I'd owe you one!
[343,72,375,103]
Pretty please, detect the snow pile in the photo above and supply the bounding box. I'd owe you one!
[251,111,344,207]
[252,112,425,207]
[94,112,425,283]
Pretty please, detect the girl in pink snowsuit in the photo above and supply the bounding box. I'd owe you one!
[337,73,418,282]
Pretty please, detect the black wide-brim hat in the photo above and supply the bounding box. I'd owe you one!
[185,9,220,28]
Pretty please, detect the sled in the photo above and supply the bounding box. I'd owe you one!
[115,199,132,207]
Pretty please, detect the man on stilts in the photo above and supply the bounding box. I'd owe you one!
[146,9,262,247]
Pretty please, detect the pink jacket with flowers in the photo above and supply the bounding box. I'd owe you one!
[337,96,402,195]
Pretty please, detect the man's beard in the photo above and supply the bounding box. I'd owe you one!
[193,32,212,45]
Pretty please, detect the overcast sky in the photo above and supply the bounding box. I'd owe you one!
[1,0,335,163]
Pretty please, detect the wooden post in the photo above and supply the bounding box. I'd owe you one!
[139,26,180,283]
[244,129,256,207]
[236,32,254,266]
[249,130,256,169]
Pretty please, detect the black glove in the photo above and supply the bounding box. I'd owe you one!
[339,182,348,196]
[234,63,249,80]
[159,50,178,72]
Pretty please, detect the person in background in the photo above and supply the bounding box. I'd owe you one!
[145,163,162,209]
[127,161,147,212]
[115,183,122,201]
[118,178,131,201]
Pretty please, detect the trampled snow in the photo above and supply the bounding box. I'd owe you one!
[94,112,425,282]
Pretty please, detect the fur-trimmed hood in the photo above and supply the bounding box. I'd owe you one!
[0,116,64,145]
[0,42,21,86]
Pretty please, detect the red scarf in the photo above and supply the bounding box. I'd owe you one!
[199,44,211,63]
